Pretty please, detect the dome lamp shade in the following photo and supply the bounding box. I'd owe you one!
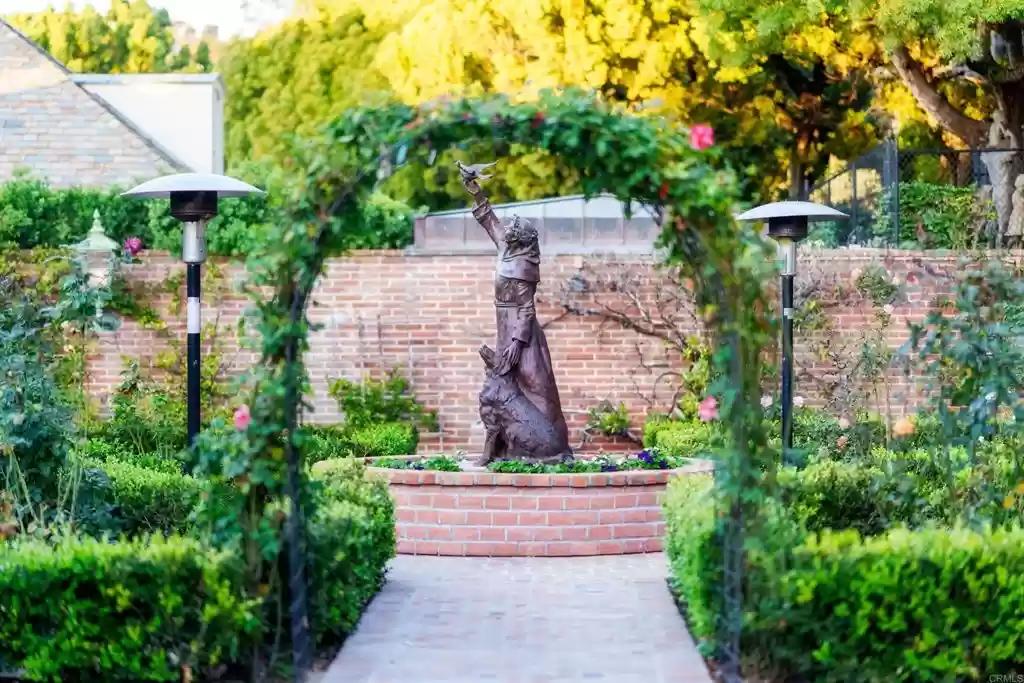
[122,173,264,221]
[736,201,848,242]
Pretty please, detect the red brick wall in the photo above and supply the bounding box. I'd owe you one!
[375,462,715,557]
[86,248,1001,453]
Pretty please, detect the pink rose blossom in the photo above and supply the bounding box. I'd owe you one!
[233,404,251,431]
[698,395,719,422]
[836,435,849,450]
[690,124,715,151]
[124,236,143,257]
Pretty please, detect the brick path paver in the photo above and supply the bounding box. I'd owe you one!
[321,553,712,683]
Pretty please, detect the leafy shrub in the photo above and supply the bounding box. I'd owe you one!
[100,361,187,455]
[792,407,842,453]
[82,458,201,535]
[872,181,994,249]
[788,440,1024,535]
[856,447,954,527]
[342,191,416,250]
[347,422,418,458]
[0,176,271,256]
[585,401,631,437]
[302,425,354,463]
[653,421,718,457]
[641,413,673,448]
[908,261,1024,453]
[844,413,887,455]
[328,369,437,431]
[75,437,182,474]
[664,472,1024,679]
[307,458,395,646]
[751,526,1024,681]
[778,460,887,536]
[310,456,394,512]
[888,412,944,451]
[307,497,395,646]
[780,408,885,461]
[969,435,1024,525]
[303,422,418,461]
[662,474,719,652]
[0,290,74,505]
[0,535,257,681]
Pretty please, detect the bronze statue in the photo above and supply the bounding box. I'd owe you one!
[458,160,572,465]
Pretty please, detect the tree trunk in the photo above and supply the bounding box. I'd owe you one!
[788,146,804,199]
[890,46,987,146]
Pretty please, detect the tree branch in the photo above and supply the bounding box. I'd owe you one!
[890,45,987,146]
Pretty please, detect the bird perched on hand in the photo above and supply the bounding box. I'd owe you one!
[456,160,496,182]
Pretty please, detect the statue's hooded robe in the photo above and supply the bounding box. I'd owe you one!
[474,203,569,448]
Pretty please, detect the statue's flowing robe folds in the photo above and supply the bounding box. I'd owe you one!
[472,200,570,451]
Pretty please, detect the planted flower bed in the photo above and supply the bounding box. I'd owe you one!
[313,452,713,557]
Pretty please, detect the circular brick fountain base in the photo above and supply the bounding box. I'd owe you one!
[369,460,714,557]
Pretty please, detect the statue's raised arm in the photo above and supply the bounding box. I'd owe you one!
[458,160,501,247]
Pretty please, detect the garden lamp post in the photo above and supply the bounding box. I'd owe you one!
[736,201,847,453]
[72,209,120,324]
[73,209,120,285]
[122,173,263,446]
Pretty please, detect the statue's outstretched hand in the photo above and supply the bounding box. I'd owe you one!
[500,339,525,373]
[457,160,495,196]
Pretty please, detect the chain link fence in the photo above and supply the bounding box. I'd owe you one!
[808,141,1024,248]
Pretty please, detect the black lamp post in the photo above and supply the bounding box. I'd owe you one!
[737,201,848,453]
[122,173,263,446]
[123,173,315,682]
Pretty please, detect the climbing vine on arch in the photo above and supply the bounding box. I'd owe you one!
[207,89,777,672]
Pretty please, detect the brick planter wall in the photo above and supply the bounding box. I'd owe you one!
[373,461,714,557]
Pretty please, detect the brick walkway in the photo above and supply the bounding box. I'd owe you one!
[321,553,712,683]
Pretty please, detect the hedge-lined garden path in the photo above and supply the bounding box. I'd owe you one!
[320,553,712,683]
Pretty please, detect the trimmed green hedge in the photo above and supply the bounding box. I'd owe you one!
[872,181,995,249]
[778,459,887,536]
[308,457,396,646]
[0,535,257,681]
[751,526,1024,680]
[648,421,718,458]
[76,437,182,474]
[348,422,418,458]
[305,422,419,462]
[664,472,1024,680]
[304,425,355,462]
[0,452,396,678]
[83,458,201,535]
[0,176,271,256]
[641,414,673,447]
[0,177,414,256]
[662,474,719,651]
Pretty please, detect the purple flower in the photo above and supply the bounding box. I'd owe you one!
[637,450,653,463]
[123,236,143,257]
